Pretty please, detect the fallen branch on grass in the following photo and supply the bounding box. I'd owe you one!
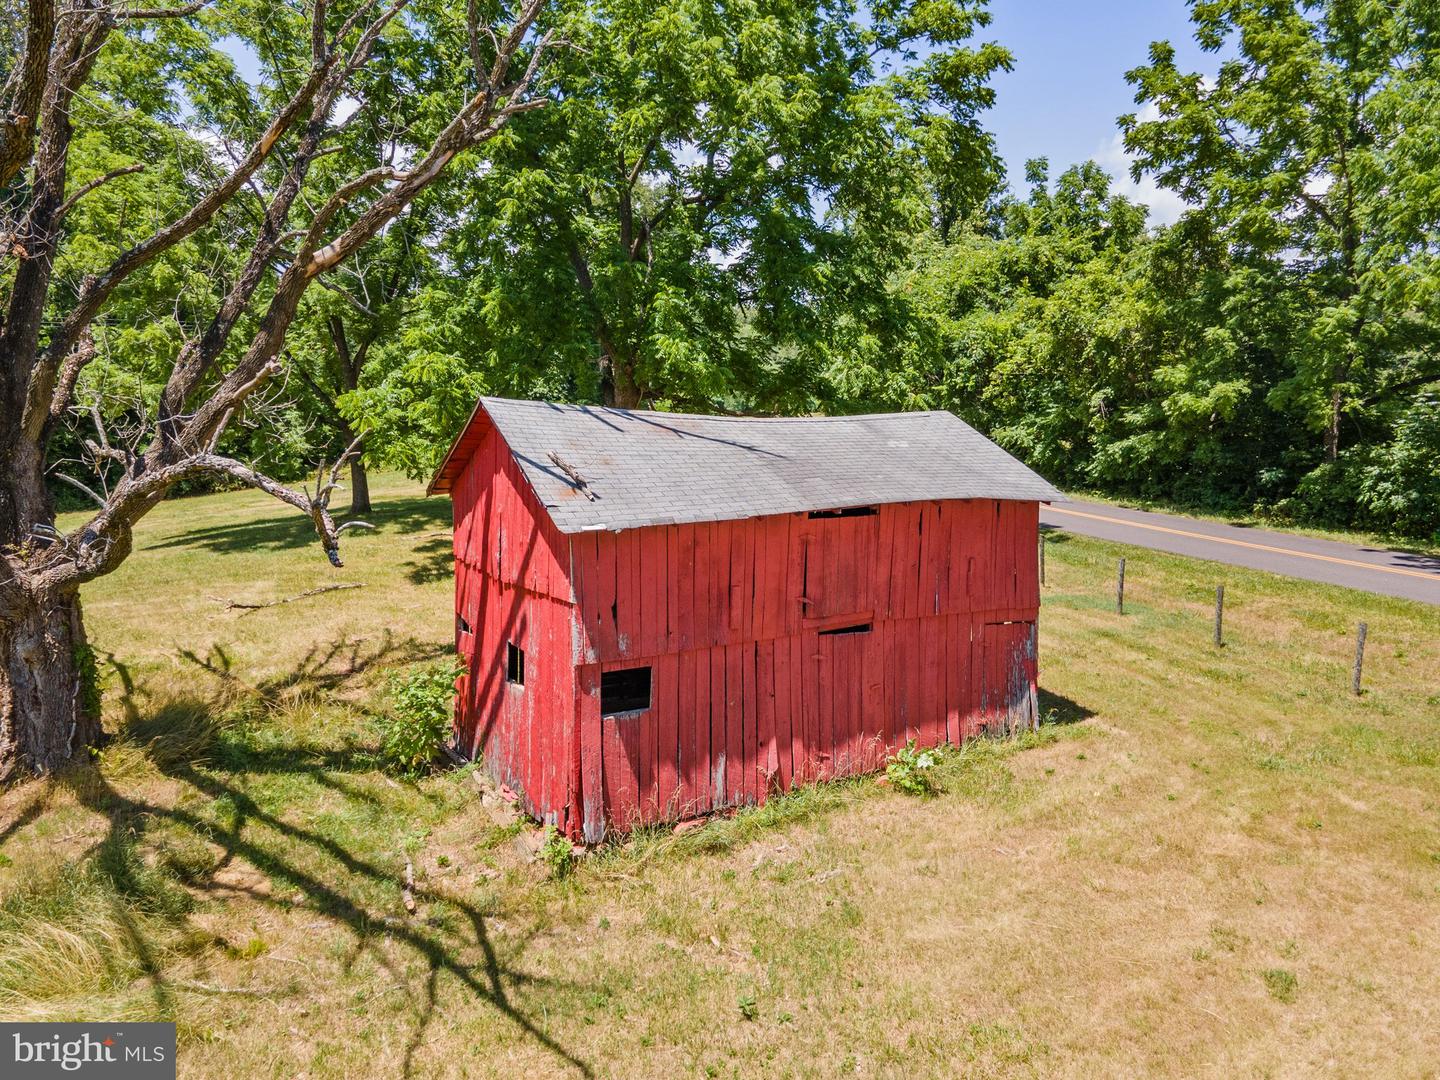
[211,581,366,613]
[402,859,417,915]
[172,979,270,996]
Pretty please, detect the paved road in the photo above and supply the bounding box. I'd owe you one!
[1040,500,1440,606]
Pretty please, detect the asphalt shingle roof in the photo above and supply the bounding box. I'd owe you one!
[454,397,1063,533]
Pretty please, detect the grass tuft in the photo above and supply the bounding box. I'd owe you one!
[1262,967,1299,1003]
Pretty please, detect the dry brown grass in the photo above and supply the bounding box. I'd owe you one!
[1,475,1437,1078]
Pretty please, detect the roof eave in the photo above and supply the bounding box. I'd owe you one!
[425,397,495,496]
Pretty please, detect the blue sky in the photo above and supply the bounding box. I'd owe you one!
[984,0,1222,223]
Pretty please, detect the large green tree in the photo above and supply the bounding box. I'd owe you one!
[1122,0,1440,467]
[345,0,1011,459]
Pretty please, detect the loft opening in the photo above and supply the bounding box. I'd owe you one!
[601,666,651,715]
[807,506,878,519]
[506,641,525,686]
[818,622,872,636]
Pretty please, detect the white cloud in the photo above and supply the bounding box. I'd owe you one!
[1093,103,1188,228]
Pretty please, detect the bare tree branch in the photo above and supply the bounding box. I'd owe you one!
[52,473,106,507]
[0,0,55,190]
[5,0,554,610]
[7,6,114,442]
[53,163,145,221]
[35,0,360,381]
[113,0,213,20]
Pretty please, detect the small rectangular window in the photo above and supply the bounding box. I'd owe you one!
[807,506,878,519]
[818,622,872,636]
[601,666,651,715]
[506,642,525,686]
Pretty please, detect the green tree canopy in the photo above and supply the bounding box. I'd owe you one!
[344,0,1013,477]
[1122,0,1440,468]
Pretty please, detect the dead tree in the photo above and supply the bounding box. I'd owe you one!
[0,0,553,781]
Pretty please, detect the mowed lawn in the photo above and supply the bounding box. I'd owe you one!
[2,473,1438,1078]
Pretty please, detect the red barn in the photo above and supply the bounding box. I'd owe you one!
[428,398,1062,843]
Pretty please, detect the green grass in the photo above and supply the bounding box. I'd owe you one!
[0,473,1437,1077]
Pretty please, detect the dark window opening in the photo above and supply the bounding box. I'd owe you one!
[506,642,525,686]
[807,506,878,519]
[457,614,472,636]
[819,622,872,636]
[601,666,651,714]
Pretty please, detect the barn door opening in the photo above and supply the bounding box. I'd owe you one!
[977,620,1038,735]
[808,622,885,781]
[600,665,653,831]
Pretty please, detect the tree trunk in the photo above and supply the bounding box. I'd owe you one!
[0,442,101,783]
[1324,387,1342,462]
[334,415,371,516]
[349,456,372,516]
[602,353,643,409]
[0,590,101,783]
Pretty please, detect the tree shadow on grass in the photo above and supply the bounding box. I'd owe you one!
[145,495,451,557]
[170,630,449,699]
[25,640,597,1077]
[405,532,454,585]
[55,767,593,1076]
[1038,688,1095,726]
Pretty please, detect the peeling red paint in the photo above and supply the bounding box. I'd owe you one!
[447,424,1043,843]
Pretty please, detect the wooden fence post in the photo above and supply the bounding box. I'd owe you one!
[1116,557,1126,615]
[1039,533,1046,586]
[1352,622,1367,696]
[1214,585,1224,647]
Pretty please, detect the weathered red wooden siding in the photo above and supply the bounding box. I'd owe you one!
[451,423,577,830]
[447,424,1041,843]
[569,500,1041,841]
[570,501,1036,665]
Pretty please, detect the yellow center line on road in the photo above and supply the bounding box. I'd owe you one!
[1045,505,1440,583]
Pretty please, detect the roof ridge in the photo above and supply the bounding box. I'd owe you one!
[478,396,955,425]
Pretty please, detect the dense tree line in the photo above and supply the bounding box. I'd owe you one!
[338,0,1440,539]
[33,0,1439,546]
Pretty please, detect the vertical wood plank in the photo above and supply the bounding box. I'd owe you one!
[787,518,808,636]
[742,642,759,804]
[783,633,806,789]
[862,627,884,772]
[944,613,961,745]
[677,525,696,653]
[709,646,727,809]
[725,643,743,804]
[817,634,835,780]
[755,519,777,642]
[655,650,679,819]
[832,633,852,776]
[757,638,778,798]
[596,534,618,659]
[922,613,943,749]
[578,664,604,844]
[696,523,715,649]
[675,649,695,817]
[665,526,681,653]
